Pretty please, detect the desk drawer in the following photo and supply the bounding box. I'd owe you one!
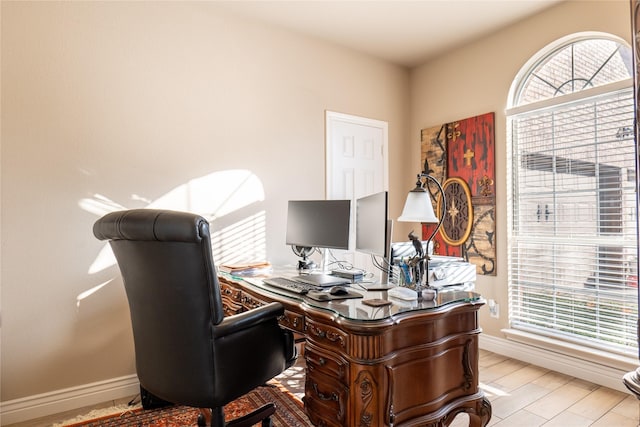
[240,291,264,310]
[220,282,242,302]
[221,297,244,317]
[304,370,348,427]
[278,311,305,333]
[305,343,348,383]
[305,318,348,353]
[220,281,266,315]
[220,281,244,316]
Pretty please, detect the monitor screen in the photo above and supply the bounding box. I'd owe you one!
[355,191,390,257]
[285,200,351,250]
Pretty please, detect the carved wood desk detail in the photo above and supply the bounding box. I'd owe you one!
[219,275,491,427]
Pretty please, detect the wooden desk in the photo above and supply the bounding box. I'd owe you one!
[219,274,491,427]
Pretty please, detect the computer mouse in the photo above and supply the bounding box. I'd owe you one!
[329,286,349,296]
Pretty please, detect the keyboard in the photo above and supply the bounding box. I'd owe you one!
[262,277,321,295]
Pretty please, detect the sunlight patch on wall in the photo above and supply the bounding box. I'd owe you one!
[78,194,127,217]
[211,211,267,266]
[148,170,265,220]
[88,244,117,275]
[83,169,265,275]
[80,169,267,304]
[76,279,114,308]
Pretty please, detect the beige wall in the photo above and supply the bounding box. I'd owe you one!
[0,0,634,413]
[0,1,410,402]
[410,0,632,337]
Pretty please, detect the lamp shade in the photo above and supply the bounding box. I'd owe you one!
[398,190,439,223]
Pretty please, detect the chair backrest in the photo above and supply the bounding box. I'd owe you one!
[93,209,224,404]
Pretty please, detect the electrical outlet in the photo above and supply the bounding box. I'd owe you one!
[488,299,500,318]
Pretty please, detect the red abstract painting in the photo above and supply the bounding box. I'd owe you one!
[420,112,496,275]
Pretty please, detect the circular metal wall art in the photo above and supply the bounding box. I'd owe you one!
[437,177,473,246]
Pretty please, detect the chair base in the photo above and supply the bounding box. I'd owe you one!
[198,403,276,427]
[140,386,173,410]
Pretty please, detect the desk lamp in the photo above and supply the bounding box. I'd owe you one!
[398,169,446,300]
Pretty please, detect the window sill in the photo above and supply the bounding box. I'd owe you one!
[478,329,639,393]
[501,328,638,370]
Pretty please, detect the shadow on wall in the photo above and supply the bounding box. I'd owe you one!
[78,169,267,305]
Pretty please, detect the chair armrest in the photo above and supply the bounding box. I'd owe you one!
[213,302,284,339]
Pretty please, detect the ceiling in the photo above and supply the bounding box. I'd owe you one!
[216,1,563,68]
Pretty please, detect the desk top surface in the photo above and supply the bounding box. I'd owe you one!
[221,270,483,322]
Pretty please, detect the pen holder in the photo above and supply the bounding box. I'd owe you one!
[399,258,437,300]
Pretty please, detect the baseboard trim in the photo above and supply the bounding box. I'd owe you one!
[1,374,139,425]
[480,333,637,394]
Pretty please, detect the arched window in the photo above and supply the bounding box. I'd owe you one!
[507,34,637,356]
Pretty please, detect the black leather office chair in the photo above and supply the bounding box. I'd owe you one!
[93,209,297,427]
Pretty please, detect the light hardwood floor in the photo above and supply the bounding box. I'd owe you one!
[462,350,639,426]
[7,350,639,426]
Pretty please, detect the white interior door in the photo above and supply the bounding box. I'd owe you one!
[325,111,388,278]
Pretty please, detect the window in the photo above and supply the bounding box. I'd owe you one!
[507,36,638,357]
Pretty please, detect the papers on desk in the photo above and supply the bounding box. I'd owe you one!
[429,255,465,265]
[219,261,273,277]
[390,256,476,290]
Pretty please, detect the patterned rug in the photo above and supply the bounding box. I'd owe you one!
[61,381,312,427]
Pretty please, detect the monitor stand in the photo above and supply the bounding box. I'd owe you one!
[292,245,316,270]
[357,220,395,290]
[298,259,316,270]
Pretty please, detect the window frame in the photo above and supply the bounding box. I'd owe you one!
[506,34,638,358]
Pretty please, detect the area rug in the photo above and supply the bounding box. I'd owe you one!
[59,381,312,427]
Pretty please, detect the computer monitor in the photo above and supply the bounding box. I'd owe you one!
[355,191,390,257]
[286,199,351,268]
[355,191,394,283]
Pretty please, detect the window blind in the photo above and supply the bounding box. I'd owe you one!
[508,87,638,356]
